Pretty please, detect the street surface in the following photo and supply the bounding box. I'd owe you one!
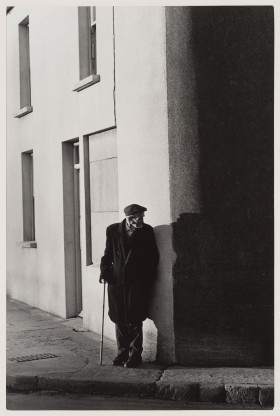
[7,299,274,410]
[7,392,267,411]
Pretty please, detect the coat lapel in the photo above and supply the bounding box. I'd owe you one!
[118,220,143,265]
[118,220,126,261]
[125,227,142,265]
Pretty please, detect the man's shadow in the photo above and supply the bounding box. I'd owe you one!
[146,210,273,366]
[144,223,176,365]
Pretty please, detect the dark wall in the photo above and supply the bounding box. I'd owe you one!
[167,6,274,366]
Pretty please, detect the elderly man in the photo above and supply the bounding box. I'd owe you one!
[100,204,159,368]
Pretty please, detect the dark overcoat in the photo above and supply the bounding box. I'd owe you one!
[100,219,159,325]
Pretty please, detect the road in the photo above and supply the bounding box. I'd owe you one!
[6,392,267,411]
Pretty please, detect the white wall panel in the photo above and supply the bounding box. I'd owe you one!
[91,211,119,264]
[90,158,118,212]
[89,129,117,161]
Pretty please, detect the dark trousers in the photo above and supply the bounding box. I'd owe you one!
[115,322,143,357]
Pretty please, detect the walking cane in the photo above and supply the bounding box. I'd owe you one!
[100,280,106,365]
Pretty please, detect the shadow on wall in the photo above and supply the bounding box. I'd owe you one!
[172,212,273,366]
[147,224,176,365]
[171,6,274,366]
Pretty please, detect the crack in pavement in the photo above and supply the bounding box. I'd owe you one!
[7,326,66,333]
[45,337,73,342]
[9,337,74,349]
[68,358,90,376]
[155,367,168,383]
[34,376,39,391]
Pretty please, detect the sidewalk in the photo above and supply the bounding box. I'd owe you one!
[6,298,274,408]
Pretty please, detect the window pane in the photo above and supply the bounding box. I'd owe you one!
[19,17,31,108]
[22,151,35,241]
[78,7,91,79]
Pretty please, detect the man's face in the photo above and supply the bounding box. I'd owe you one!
[127,212,145,230]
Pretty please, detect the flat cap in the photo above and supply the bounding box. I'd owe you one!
[124,204,147,216]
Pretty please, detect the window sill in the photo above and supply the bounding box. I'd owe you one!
[72,74,100,92]
[88,262,100,268]
[14,106,33,118]
[17,241,37,248]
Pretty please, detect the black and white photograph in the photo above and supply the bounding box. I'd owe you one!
[4,0,276,412]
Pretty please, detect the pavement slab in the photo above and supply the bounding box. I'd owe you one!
[225,384,259,404]
[198,383,225,402]
[156,367,274,384]
[259,385,274,407]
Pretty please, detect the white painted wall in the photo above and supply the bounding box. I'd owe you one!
[7,6,175,362]
[114,7,175,362]
[78,7,176,361]
[7,6,116,317]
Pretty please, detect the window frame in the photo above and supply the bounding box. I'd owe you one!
[21,150,36,243]
[14,16,33,118]
[73,6,100,92]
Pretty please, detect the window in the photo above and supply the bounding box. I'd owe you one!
[83,136,92,265]
[15,16,33,118]
[90,7,97,76]
[73,7,100,91]
[21,151,35,241]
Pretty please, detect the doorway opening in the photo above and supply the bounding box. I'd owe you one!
[62,139,83,317]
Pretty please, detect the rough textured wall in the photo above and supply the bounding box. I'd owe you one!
[166,6,274,365]
[166,7,200,219]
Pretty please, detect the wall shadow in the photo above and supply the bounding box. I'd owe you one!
[148,224,176,365]
[172,6,274,366]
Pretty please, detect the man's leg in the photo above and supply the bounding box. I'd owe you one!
[124,322,143,368]
[113,323,130,366]
[128,322,143,356]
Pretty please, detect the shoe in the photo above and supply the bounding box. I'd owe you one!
[112,351,129,366]
[124,354,142,368]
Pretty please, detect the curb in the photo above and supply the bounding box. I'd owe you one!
[6,374,274,407]
[155,380,274,407]
[7,374,156,398]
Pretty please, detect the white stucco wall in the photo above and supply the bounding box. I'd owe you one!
[6,6,116,317]
[7,6,175,362]
[114,7,175,362]
[78,7,176,361]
